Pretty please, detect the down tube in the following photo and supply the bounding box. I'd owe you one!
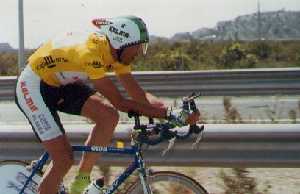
[104,160,139,194]
[19,152,49,194]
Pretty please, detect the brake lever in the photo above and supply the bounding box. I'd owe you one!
[161,137,176,156]
[187,92,201,101]
[192,131,204,150]
[191,125,205,150]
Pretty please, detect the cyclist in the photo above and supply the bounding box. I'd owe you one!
[15,15,200,194]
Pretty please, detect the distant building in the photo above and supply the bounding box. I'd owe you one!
[0,43,16,52]
[0,43,14,51]
[0,43,13,50]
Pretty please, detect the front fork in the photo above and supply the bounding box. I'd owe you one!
[138,169,153,194]
[136,149,153,194]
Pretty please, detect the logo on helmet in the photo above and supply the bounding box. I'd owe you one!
[92,18,112,28]
[113,36,124,44]
[92,16,149,51]
[109,26,130,39]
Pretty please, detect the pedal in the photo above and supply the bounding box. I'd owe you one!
[161,137,176,156]
[192,131,204,150]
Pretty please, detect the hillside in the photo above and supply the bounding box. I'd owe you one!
[172,10,300,41]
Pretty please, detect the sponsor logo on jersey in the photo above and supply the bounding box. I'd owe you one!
[20,81,38,112]
[87,61,103,68]
[32,114,52,135]
[36,56,68,70]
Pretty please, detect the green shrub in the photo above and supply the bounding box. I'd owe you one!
[220,168,270,194]
[0,52,18,75]
[250,41,272,60]
[219,43,247,68]
[1,40,299,75]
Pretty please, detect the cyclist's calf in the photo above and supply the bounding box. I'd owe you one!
[79,95,120,173]
[39,135,74,194]
[93,107,119,146]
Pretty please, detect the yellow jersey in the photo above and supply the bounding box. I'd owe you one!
[28,32,131,87]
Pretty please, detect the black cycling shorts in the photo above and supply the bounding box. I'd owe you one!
[15,66,97,141]
[40,81,97,115]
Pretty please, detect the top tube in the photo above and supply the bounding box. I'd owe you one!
[72,145,137,155]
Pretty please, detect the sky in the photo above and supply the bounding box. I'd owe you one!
[1,0,300,48]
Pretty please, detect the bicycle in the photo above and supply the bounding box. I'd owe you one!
[0,93,207,194]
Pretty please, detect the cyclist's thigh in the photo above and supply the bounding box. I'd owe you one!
[55,82,98,116]
[81,93,119,123]
[55,81,118,122]
[15,66,65,142]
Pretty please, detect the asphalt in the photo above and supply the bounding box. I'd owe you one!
[0,96,299,126]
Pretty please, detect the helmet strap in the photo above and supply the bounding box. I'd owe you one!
[117,48,125,62]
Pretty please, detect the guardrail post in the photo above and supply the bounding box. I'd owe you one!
[18,0,25,74]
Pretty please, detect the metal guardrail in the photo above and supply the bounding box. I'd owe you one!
[1,68,300,100]
[1,124,300,167]
[0,76,16,101]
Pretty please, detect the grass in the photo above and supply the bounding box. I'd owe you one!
[217,97,299,194]
[220,168,261,194]
[219,168,273,194]
[223,97,243,124]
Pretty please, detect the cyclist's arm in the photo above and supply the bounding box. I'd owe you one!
[118,73,165,108]
[91,77,167,118]
[117,73,148,103]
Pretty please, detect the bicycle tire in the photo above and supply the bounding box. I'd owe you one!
[0,160,42,194]
[125,171,208,194]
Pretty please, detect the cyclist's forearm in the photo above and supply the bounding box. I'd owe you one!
[128,89,149,105]
[117,73,148,104]
[116,98,167,119]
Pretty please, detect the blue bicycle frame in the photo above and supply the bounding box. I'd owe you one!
[20,144,148,194]
[18,94,203,194]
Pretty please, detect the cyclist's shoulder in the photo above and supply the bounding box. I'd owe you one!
[85,32,111,54]
[32,31,111,57]
[29,32,82,55]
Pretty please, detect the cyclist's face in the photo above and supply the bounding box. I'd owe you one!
[120,44,143,65]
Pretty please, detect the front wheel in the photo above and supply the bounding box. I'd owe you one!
[0,160,42,194]
[125,171,208,194]
[0,160,67,194]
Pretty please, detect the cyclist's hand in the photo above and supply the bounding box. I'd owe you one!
[167,109,200,127]
[186,110,200,125]
[167,109,188,127]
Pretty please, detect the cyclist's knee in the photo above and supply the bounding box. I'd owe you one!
[82,95,119,126]
[52,153,74,172]
[93,106,119,127]
[107,108,119,127]
[42,135,74,172]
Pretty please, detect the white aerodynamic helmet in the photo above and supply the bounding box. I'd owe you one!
[92,15,149,55]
